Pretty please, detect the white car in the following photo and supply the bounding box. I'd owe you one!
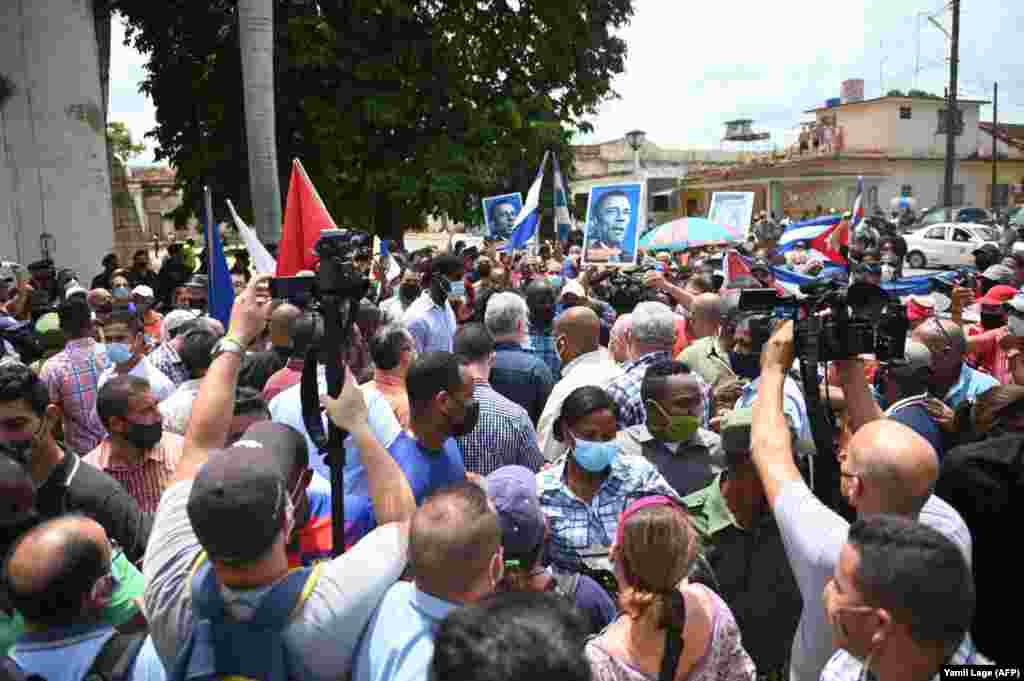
[903,223,1001,269]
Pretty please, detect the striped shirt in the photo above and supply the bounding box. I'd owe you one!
[456,381,545,476]
[40,339,110,454]
[83,432,184,513]
[148,341,190,388]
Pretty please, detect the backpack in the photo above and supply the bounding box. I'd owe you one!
[935,433,1024,663]
[167,554,323,681]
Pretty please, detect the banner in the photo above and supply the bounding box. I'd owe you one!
[482,193,523,241]
[582,182,643,266]
[708,192,755,237]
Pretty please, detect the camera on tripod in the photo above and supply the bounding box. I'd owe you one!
[738,279,908,363]
[269,229,372,305]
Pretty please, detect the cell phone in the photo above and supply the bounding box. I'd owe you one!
[269,276,315,303]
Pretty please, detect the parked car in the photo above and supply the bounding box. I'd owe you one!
[914,205,993,230]
[904,223,1002,269]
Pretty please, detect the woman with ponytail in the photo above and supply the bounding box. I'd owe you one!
[585,496,755,681]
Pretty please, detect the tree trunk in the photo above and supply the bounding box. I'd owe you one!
[237,0,282,245]
[0,0,113,279]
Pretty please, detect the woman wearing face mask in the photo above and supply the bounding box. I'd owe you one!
[539,386,682,576]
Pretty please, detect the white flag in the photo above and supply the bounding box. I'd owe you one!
[226,199,277,275]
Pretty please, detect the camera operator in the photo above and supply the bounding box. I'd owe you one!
[750,321,974,681]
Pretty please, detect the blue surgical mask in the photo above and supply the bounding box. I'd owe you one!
[570,432,619,473]
[729,351,761,381]
[549,275,563,290]
[107,342,133,365]
[448,280,466,299]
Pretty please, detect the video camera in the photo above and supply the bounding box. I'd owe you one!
[272,229,372,559]
[737,279,908,363]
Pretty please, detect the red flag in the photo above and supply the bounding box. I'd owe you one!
[276,159,337,276]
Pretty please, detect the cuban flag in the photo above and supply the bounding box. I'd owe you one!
[506,151,550,250]
[777,215,847,265]
[552,155,574,242]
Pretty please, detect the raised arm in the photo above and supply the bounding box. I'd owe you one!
[174,274,272,483]
[325,370,416,526]
[834,359,884,435]
[644,271,695,311]
[750,321,805,507]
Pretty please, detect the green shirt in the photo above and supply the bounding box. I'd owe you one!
[1,549,144,655]
[678,336,735,389]
[682,473,740,538]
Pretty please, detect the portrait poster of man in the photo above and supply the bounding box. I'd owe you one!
[582,183,643,265]
[708,192,755,237]
[482,193,524,241]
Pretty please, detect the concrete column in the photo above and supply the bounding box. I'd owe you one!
[0,0,113,279]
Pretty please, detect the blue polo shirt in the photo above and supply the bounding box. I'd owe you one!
[352,582,458,681]
[344,433,466,547]
[12,624,166,681]
[491,341,555,424]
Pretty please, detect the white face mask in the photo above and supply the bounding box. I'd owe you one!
[1009,315,1024,337]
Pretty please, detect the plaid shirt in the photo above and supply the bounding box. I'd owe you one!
[526,323,562,380]
[605,350,712,429]
[538,453,681,570]
[456,381,545,476]
[40,339,109,454]
[148,341,190,387]
[83,432,184,513]
[821,635,990,681]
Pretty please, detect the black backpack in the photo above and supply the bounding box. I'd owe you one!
[935,433,1024,663]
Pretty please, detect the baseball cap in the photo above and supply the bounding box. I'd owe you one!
[187,442,288,564]
[486,465,546,560]
[721,407,813,463]
[132,285,154,299]
[978,284,1018,307]
[236,421,308,477]
[163,309,198,338]
[906,294,936,322]
[981,264,1016,285]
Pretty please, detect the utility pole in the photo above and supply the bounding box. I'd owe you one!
[992,81,999,211]
[942,0,960,218]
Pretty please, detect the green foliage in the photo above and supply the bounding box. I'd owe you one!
[106,120,145,163]
[886,89,905,97]
[906,89,943,99]
[112,0,633,242]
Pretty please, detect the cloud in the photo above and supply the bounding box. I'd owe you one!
[108,14,159,165]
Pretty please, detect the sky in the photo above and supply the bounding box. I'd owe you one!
[109,0,1024,165]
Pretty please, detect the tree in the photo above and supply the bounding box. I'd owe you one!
[106,120,145,165]
[114,0,632,241]
[886,89,905,97]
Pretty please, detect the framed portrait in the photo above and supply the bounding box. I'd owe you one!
[708,192,755,237]
[582,183,643,266]
[482,193,524,241]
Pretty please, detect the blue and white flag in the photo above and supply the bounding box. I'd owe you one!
[507,151,551,250]
[851,176,865,227]
[552,155,573,242]
[204,186,235,327]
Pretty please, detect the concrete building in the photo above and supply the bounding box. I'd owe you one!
[683,94,1024,219]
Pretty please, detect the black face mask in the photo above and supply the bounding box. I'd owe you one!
[980,313,1007,331]
[729,352,761,381]
[125,421,163,451]
[449,399,480,437]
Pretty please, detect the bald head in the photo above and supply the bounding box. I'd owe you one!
[6,516,111,626]
[409,482,501,602]
[609,313,633,363]
[912,318,966,358]
[268,303,302,346]
[848,420,938,517]
[690,293,722,339]
[554,307,600,365]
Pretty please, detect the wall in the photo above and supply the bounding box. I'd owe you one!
[827,99,982,158]
[0,0,113,276]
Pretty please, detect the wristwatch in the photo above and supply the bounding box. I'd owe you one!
[211,336,246,360]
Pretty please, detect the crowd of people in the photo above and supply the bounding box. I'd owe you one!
[2,221,1019,681]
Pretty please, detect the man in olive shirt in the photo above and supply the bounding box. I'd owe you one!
[683,407,803,677]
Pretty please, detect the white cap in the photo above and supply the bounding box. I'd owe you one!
[131,285,155,299]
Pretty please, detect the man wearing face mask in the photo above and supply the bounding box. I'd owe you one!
[616,361,724,497]
[97,309,174,402]
[960,285,1018,384]
[0,365,151,565]
[380,269,423,326]
[85,375,182,514]
[524,279,561,379]
[819,516,987,681]
[4,516,166,681]
[405,254,464,354]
